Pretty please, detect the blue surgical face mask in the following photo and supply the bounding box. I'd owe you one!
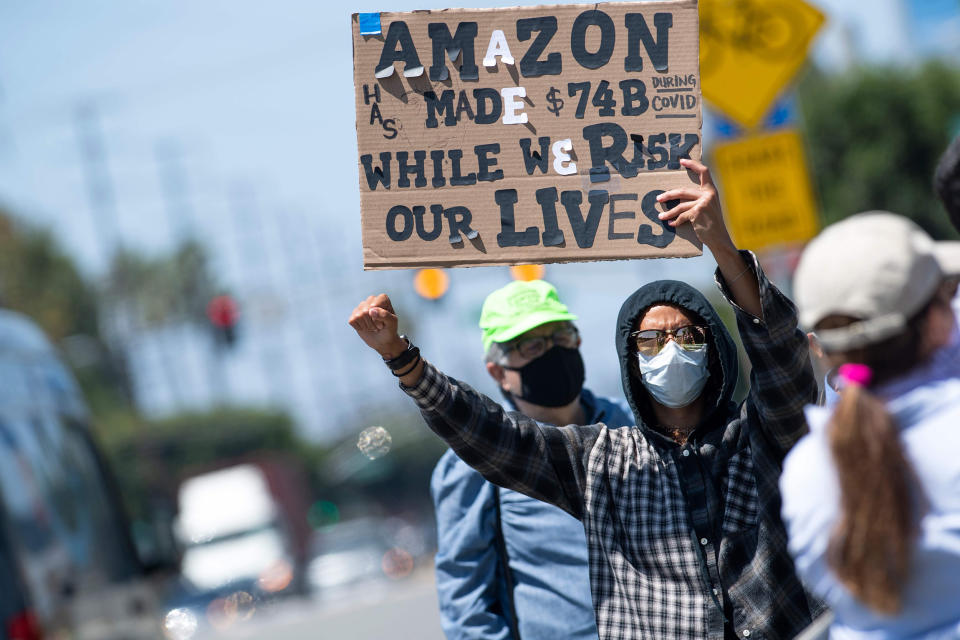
[635,340,709,408]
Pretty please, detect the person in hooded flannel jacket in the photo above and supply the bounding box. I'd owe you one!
[349,159,825,640]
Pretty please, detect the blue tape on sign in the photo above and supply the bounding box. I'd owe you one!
[359,13,381,35]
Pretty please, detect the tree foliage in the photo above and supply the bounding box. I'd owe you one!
[797,61,960,239]
[105,407,300,467]
[0,210,100,340]
[103,239,219,330]
[104,408,303,516]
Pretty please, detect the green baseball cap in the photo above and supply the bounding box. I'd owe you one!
[479,280,577,351]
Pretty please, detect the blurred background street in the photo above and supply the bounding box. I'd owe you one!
[0,0,958,638]
[187,564,444,640]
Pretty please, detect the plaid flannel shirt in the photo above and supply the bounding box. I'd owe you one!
[404,256,823,640]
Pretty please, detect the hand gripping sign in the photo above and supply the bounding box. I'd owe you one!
[352,1,703,269]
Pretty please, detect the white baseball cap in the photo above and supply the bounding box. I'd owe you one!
[934,241,960,277]
[794,211,944,352]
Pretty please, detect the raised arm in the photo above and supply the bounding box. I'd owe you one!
[657,158,762,319]
[719,252,818,458]
[348,294,601,518]
[655,159,814,456]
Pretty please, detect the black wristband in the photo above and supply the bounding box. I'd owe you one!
[384,335,420,372]
[391,353,421,377]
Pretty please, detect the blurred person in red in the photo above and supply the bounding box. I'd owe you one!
[781,212,960,638]
[349,159,825,640]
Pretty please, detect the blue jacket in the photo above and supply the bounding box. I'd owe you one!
[431,388,632,640]
[781,338,960,639]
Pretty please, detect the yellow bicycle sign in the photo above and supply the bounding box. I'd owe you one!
[700,0,825,129]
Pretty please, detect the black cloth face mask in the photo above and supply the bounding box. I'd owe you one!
[501,346,585,408]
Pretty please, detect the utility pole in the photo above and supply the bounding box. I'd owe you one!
[276,207,331,433]
[74,101,140,406]
[228,181,292,408]
[154,139,204,410]
[76,105,187,415]
[155,139,196,242]
[74,102,120,269]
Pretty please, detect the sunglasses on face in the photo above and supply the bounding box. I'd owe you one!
[630,325,708,356]
[504,325,579,360]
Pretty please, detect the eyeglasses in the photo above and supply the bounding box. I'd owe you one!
[504,325,579,360]
[631,325,708,356]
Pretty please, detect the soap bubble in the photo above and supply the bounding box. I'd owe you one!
[163,608,198,640]
[358,426,392,459]
[206,590,255,631]
[382,547,414,579]
[227,590,256,621]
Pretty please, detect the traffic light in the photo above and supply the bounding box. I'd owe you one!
[206,295,239,347]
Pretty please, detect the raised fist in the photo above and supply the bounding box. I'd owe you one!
[348,294,407,359]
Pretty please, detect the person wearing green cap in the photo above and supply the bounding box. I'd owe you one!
[431,280,632,640]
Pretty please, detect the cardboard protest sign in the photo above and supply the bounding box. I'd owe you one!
[352,1,703,270]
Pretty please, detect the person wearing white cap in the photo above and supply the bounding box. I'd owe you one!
[808,235,959,409]
[780,211,960,638]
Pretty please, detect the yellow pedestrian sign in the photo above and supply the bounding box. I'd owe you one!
[711,129,819,250]
[700,0,825,129]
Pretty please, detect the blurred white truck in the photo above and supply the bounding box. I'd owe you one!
[174,461,309,597]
